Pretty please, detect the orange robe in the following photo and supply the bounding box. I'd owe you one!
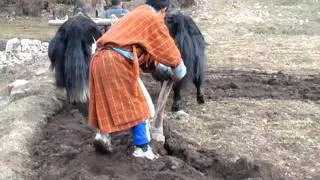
[88,5,182,133]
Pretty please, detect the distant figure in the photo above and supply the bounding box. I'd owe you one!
[99,0,129,19]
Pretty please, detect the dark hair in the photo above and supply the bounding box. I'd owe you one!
[73,7,87,16]
[146,0,170,11]
[112,0,122,6]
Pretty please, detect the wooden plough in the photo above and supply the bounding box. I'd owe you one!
[150,80,174,143]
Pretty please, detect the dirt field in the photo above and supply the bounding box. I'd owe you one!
[28,70,319,179]
[0,0,319,179]
[29,0,320,179]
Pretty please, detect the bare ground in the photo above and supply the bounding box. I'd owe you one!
[28,75,287,180]
[28,69,319,179]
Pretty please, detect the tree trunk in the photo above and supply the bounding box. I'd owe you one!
[82,0,106,17]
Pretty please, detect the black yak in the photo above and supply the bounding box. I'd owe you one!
[48,14,102,116]
[48,11,205,117]
[165,12,206,111]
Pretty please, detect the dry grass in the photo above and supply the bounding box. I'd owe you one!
[207,34,320,75]
[192,0,320,75]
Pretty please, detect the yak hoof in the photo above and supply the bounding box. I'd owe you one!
[171,102,180,112]
[197,95,205,104]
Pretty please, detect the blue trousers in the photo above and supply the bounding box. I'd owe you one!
[131,120,150,145]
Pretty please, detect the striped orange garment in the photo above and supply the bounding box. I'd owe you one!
[88,5,182,133]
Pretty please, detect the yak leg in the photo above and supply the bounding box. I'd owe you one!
[194,78,205,104]
[74,101,88,124]
[172,80,183,111]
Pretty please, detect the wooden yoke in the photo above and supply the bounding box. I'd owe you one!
[48,17,113,26]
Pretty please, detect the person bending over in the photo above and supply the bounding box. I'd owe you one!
[89,0,186,160]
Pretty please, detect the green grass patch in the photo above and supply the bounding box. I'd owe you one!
[0,17,58,41]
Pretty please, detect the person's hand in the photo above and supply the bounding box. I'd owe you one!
[152,63,173,81]
[152,60,187,81]
[170,72,180,81]
[157,7,167,18]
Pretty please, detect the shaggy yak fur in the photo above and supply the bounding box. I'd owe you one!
[165,12,206,111]
[48,12,205,116]
[48,14,102,116]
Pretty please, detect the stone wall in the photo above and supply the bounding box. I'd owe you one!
[0,38,48,69]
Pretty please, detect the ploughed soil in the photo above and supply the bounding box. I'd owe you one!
[29,106,282,180]
[29,70,320,180]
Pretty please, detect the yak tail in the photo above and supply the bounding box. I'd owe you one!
[194,35,205,84]
[48,31,67,88]
[64,31,91,103]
